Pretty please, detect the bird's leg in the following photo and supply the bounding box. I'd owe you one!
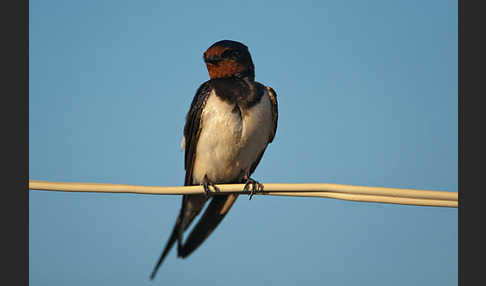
[243,174,264,200]
[202,174,220,197]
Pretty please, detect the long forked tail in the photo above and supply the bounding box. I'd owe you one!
[178,194,238,258]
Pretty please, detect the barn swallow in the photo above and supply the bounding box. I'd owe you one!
[150,40,278,279]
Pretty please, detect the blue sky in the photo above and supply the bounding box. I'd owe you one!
[30,0,457,285]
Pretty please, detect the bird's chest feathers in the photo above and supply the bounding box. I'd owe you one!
[192,90,271,183]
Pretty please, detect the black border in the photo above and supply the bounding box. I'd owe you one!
[459,0,484,285]
[3,0,29,284]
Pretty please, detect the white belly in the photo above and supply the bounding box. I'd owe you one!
[190,89,273,184]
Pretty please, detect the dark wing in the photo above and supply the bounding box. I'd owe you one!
[266,86,278,143]
[150,82,213,280]
[184,81,214,186]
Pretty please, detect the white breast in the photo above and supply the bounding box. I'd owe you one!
[190,89,273,184]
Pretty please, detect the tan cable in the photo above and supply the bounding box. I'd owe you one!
[29,180,457,208]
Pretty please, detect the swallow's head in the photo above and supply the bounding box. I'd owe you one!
[203,40,255,80]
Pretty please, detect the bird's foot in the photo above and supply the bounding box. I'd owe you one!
[243,175,264,200]
[202,175,220,197]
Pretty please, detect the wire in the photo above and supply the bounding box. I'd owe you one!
[29,180,457,208]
